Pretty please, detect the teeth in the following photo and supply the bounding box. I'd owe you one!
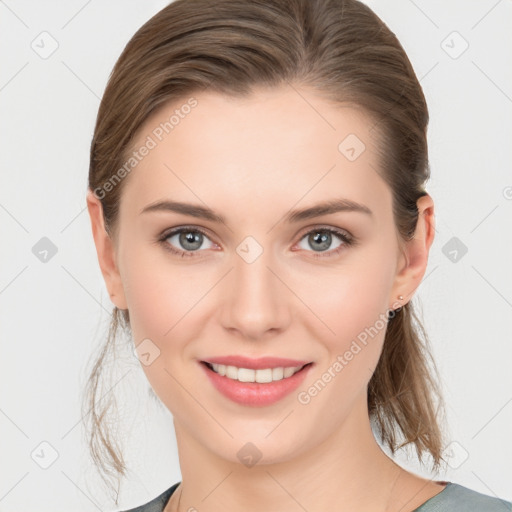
[210,363,305,383]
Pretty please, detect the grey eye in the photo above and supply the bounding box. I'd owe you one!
[166,229,214,252]
[298,230,344,252]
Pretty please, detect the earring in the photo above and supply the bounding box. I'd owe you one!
[398,295,403,300]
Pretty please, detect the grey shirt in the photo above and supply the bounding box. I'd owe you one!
[121,481,512,511]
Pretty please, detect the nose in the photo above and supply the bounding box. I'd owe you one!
[219,244,292,341]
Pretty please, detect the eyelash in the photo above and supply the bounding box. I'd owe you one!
[157,225,356,259]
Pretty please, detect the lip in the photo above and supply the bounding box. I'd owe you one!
[199,360,314,407]
[201,355,311,370]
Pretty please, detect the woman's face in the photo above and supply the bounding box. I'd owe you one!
[89,84,427,465]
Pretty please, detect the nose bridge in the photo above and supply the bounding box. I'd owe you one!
[220,236,290,339]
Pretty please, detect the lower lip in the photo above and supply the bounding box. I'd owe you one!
[200,361,314,407]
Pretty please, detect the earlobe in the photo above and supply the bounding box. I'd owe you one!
[86,189,128,310]
[389,194,435,308]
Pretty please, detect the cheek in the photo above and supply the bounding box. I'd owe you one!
[120,244,209,344]
[306,253,395,340]
[297,243,397,382]
[121,250,209,408]
[296,269,393,414]
[119,246,219,398]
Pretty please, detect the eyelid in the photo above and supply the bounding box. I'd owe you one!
[295,223,352,240]
[159,224,213,241]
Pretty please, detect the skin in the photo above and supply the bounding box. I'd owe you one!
[87,84,445,512]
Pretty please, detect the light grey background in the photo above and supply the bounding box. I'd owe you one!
[1,1,511,511]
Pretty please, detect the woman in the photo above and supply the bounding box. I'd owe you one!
[84,0,511,510]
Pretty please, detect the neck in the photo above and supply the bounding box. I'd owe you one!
[169,396,406,512]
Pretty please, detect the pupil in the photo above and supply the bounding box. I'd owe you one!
[311,231,330,251]
[180,231,202,250]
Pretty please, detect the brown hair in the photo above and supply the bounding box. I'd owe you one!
[84,0,447,500]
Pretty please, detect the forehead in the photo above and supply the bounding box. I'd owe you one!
[119,85,391,225]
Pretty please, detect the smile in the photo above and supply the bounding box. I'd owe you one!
[205,362,307,383]
[200,361,314,407]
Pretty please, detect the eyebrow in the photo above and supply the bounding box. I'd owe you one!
[140,198,373,224]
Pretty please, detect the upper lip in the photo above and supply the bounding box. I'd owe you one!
[201,355,312,370]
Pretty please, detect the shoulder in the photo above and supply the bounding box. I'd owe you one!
[119,482,181,512]
[414,482,512,511]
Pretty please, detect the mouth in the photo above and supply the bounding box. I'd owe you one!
[199,359,314,407]
[201,360,313,383]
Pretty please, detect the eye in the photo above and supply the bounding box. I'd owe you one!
[295,226,355,258]
[158,226,216,257]
[157,225,355,259]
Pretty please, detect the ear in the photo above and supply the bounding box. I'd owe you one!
[86,189,128,310]
[389,194,435,309]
